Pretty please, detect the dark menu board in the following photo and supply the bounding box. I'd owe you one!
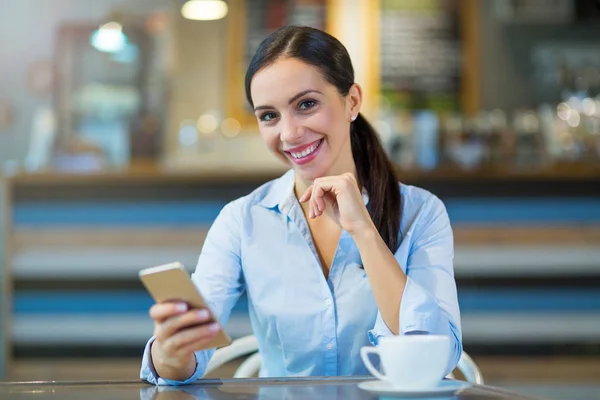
[232,0,328,118]
[245,0,328,68]
[380,0,462,111]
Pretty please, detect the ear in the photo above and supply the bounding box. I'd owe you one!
[346,83,363,121]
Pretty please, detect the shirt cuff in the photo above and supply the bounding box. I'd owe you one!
[140,336,207,386]
[367,276,447,346]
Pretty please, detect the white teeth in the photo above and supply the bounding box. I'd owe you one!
[291,140,321,159]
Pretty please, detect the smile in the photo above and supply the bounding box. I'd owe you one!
[287,139,323,159]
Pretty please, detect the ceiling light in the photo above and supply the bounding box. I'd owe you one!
[90,22,127,53]
[181,0,228,21]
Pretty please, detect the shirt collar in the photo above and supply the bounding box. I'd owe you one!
[258,169,296,213]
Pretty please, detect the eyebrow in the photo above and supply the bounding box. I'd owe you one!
[253,89,323,112]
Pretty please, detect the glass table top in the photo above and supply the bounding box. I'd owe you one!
[0,376,542,400]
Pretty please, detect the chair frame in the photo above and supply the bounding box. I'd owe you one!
[204,335,484,384]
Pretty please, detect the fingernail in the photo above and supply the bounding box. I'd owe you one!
[197,310,210,319]
[208,323,220,332]
[175,303,188,312]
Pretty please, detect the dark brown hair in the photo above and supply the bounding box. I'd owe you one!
[245,26,401,252]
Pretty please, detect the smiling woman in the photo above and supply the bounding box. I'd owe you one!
[141,26,462,385]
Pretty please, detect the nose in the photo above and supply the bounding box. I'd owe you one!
[280,116,304,144]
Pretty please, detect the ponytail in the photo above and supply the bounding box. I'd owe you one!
[350,113,402,253]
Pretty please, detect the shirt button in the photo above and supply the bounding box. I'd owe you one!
[326,343,334,350]
[324,298,332,306]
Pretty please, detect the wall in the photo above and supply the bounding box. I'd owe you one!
[164,11,227,158]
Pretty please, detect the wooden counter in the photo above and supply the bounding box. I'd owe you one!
[6,163,600,186]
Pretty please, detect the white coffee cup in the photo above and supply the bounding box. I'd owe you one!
[360,334,451,390]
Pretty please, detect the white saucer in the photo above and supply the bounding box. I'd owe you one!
[358,379,471,397]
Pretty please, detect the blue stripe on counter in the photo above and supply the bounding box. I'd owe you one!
[12,289,600,314]
[13,292,250,314]
[12,198,600,226]
[13,201,226,226]
[14,292,155,314]
[444,198,600,224]
[458,289,600,312]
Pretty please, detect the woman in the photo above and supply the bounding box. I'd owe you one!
[141,26,461,385]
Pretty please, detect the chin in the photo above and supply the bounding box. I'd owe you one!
[292,163,330,182]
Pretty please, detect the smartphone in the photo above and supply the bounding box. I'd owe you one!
[139,261,232,349]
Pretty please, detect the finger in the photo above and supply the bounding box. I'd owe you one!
[170,323,221,356]
[178,334,221,357]
[299,185,313,203]
[309,182,324,215]
[311,180,334,217]
[156,309,213,340]
[163,322,221,355]
[311,194,323,218]
[150,302,188,323]
[316,192,326,216]
[309,195,319,219]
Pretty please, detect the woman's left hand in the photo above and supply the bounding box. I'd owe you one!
[299,172,374,235]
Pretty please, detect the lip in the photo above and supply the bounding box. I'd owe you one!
[283,139,323,153]
[283,138,324,166]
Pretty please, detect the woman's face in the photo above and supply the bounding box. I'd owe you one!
[250,57,361,182]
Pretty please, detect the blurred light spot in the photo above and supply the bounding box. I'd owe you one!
[179,120,198,146]
[197,114,218,134]
[582,98,596,117]
[181,0,228,21]
[566,111,580,128]
[90,22,127,53]
[522,112,539,132]
[221,118,241,137]
[567,96,581,111]
[557,102,570,120]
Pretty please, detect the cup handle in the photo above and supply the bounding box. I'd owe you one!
[360,347,387,381]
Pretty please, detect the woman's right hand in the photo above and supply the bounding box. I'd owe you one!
[149,302,221,378]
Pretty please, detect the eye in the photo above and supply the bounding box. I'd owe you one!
[298,99,317,111]
[259,112,278,122]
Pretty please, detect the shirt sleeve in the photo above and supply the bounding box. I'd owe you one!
[367,195,463,375]
[140,199,246,385]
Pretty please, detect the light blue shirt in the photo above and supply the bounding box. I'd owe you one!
[141,169,462,385]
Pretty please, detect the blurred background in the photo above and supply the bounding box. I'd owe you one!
[0,0,599,398]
